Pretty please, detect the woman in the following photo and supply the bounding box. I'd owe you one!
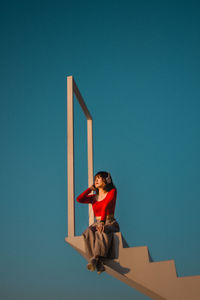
[76,171,120,274]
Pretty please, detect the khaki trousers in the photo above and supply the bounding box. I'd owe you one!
[82,219,120,260]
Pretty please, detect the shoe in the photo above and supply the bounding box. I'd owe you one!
[87,258,97,272]
[96,260,105,274]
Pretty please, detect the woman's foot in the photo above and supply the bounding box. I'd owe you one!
[87,258,97,272]
[96,260,105,274]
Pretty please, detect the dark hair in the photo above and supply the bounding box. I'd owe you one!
[94,171,116,194]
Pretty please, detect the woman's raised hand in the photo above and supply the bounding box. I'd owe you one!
[89,184,96,191]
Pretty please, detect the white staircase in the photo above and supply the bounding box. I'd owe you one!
[65,232,200,300]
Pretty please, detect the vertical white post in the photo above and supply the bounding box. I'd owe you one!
[87,119,94,225]
[67,75,94,236]
[67,76,75,237]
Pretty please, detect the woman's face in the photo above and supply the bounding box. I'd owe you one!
[94,175,105,189]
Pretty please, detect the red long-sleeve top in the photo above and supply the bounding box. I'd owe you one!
[76,187,117,222]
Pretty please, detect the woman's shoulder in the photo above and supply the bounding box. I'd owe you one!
[108,187,117,195]
[111,187,117,192]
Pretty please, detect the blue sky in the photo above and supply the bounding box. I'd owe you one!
[1,0,200,299]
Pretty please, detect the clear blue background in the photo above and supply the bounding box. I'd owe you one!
[1,0,200,299]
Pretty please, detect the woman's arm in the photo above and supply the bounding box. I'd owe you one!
[100,188,117,222]
[76,187,96,204]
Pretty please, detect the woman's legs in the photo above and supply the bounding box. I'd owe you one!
[82,224,100,270]
[82,219,120,272]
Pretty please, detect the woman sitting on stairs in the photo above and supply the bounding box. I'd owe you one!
[76,171,120,274]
